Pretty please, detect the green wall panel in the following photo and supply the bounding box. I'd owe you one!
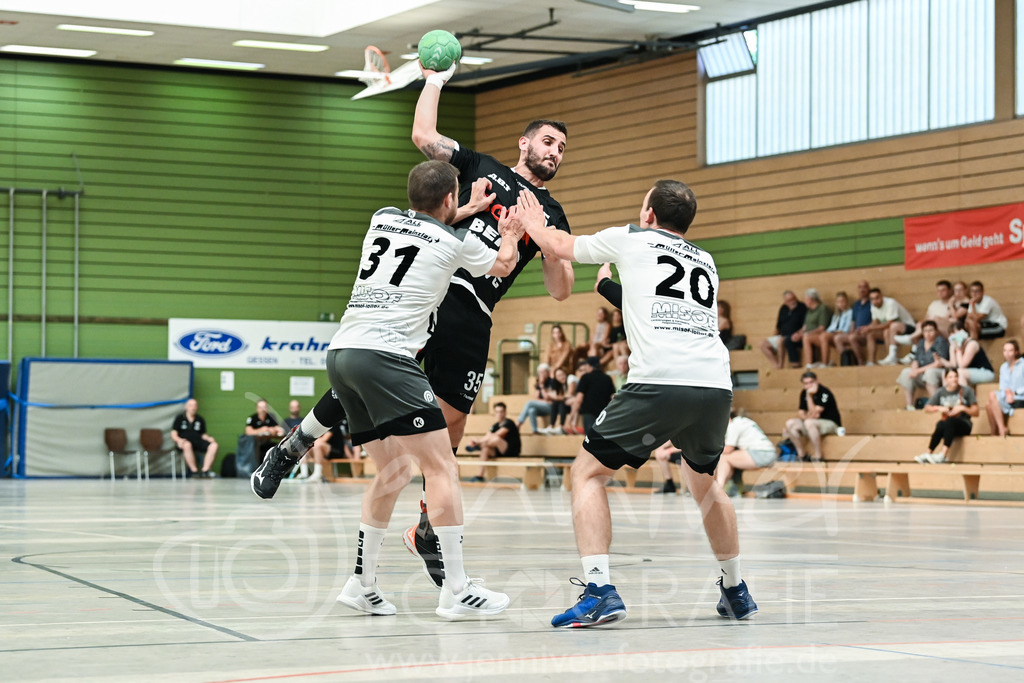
[1,57,473,467]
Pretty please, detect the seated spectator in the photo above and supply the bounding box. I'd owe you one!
[609,354,630,391]
[782,371,842,462]
[799,288,831,368]
[653,442,685,494]
[171,398,219,478]
[718,300,746,351]
[896,320,949,410]
[861,287,916,365]
[818,291,853,367]
[298,421,357,483]
[465,402,520,482]
[833,280,872,365]
[284,399,303,431]
[516,364,554,434]
[946,321,995,388]
[542,367,570,434]
[985,340,1024,438]
[947,280,970,331]
[759,290,807,369]
[245,399,285,461]
[574,357,616,433]
[562,360,588,435]
[914,368,979,463]
[896,279,953,346]
[714,411,777,497]
[545,324,574,377]
[583,307,610,360]
[600,309,628,366]
[964,280,1007,340]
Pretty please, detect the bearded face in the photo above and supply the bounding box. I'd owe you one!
[525,142,560,181]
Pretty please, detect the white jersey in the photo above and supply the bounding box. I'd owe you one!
[574,224,732,390]
[329,207,495,358]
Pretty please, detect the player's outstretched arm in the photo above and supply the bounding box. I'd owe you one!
[454,178,495,223]
[412,63,458,161]
[542,251,574,301]
[487,206,526,277]
[518,191,576,262]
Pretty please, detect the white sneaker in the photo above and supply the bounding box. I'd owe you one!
[914,452,946,464]
[336,575,396,615]
[905,404,917,411]
[878,356,898,366]
[894,334,913,345]
[436,578,510,620]
[900,353,915,365]
[304,472,324,483]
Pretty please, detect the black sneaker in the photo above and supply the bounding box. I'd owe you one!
[716,578,758,619]
[402,503,444,589]
[659,480,677,494]
[251,443,299,499]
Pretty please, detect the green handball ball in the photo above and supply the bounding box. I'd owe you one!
[418,29,462,71]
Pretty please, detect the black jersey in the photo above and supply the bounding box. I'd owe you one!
[448,143,571,313]
[172,412,209,447]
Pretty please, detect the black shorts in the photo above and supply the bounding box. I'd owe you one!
[979,320,1006,339]
[418,285,492,414]
[182,439,209,455]
[583,383,732,476]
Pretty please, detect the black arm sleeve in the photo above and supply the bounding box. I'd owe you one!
[596,278,622,309]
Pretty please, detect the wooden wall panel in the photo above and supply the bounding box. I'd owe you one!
[477,50,1024,374]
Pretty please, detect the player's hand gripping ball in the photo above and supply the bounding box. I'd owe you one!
[418,30,462,71]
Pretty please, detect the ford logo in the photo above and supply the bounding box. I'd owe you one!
[176,330,246,356]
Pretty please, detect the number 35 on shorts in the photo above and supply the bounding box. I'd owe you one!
[463,371,485,393]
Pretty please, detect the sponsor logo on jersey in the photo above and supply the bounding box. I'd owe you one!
[176,330,246,357]
[424,390,435,403]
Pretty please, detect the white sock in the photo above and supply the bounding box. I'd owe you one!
[355,523,386,587]
[887,344,897,357]
[434,525,468,591]
[311,463,323,478]
[299,462,310,476]
[581,554,611,586]
[719,556,742,589]
[282,414,331,457]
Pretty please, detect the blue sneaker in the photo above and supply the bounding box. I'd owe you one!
[716,578,758,619]
[551,578,627,628]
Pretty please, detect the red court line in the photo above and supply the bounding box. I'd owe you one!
[209,638,1024,683]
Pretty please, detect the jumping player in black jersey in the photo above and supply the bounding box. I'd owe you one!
[251,62,574,590]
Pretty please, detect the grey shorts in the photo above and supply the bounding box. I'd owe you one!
[584,383,732,475]
[326,348,447,446]
[747,448,777,468]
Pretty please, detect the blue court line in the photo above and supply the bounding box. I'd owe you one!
[837,643,1024,671]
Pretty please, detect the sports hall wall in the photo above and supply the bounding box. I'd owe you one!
[0,56,474,456]
[479,48,1024,373]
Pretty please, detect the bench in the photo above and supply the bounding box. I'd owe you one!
[455,457,549,489]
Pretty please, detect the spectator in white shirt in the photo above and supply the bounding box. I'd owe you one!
[964,280,1007,341]
[860,287,916,365]
[895,279,954,346]
[714,412,777,496]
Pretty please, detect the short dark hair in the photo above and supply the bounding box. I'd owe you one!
[936,279,952,289]
[407,160,458,213]
[1007,339,1021,357]
[522,119,567,139]
[970,280,984,290]
[648,179,697,234]
[494,401,507,411]
[800,370,818,381]
[922,319,938,330]
[869,287,882,296]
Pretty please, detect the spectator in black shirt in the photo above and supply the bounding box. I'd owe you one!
[782,371,843,462]
[171,398,218,477]
[464,402,520,482]
[575,358,617,433]
[759,290,808,369]
[246,399,284,462]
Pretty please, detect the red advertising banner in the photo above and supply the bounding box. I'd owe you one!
[904,202,1024,270]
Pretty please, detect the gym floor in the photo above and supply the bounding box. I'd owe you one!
[3,478,1023,681]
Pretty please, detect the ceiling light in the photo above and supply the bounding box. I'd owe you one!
[620,1,700,12]
[335,69,376,78]
[174,58,265,71]
[400,53,493,65]
[577,0,634,11]
[57,24,154,36]
[233,40,328,52]
[0,45,97,57]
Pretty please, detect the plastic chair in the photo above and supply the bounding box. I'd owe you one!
[140,428,178,480]
[105,428,142,481]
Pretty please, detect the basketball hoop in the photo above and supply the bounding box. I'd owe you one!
[362,46,391,87]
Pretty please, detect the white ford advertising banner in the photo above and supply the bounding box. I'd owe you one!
[168,318,338,369]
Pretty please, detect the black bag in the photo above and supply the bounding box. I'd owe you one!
[914,396,929,410]
[840,349,857,366]
[220,453,237,478]
[235,435,258,478]
[752,480,787,498]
